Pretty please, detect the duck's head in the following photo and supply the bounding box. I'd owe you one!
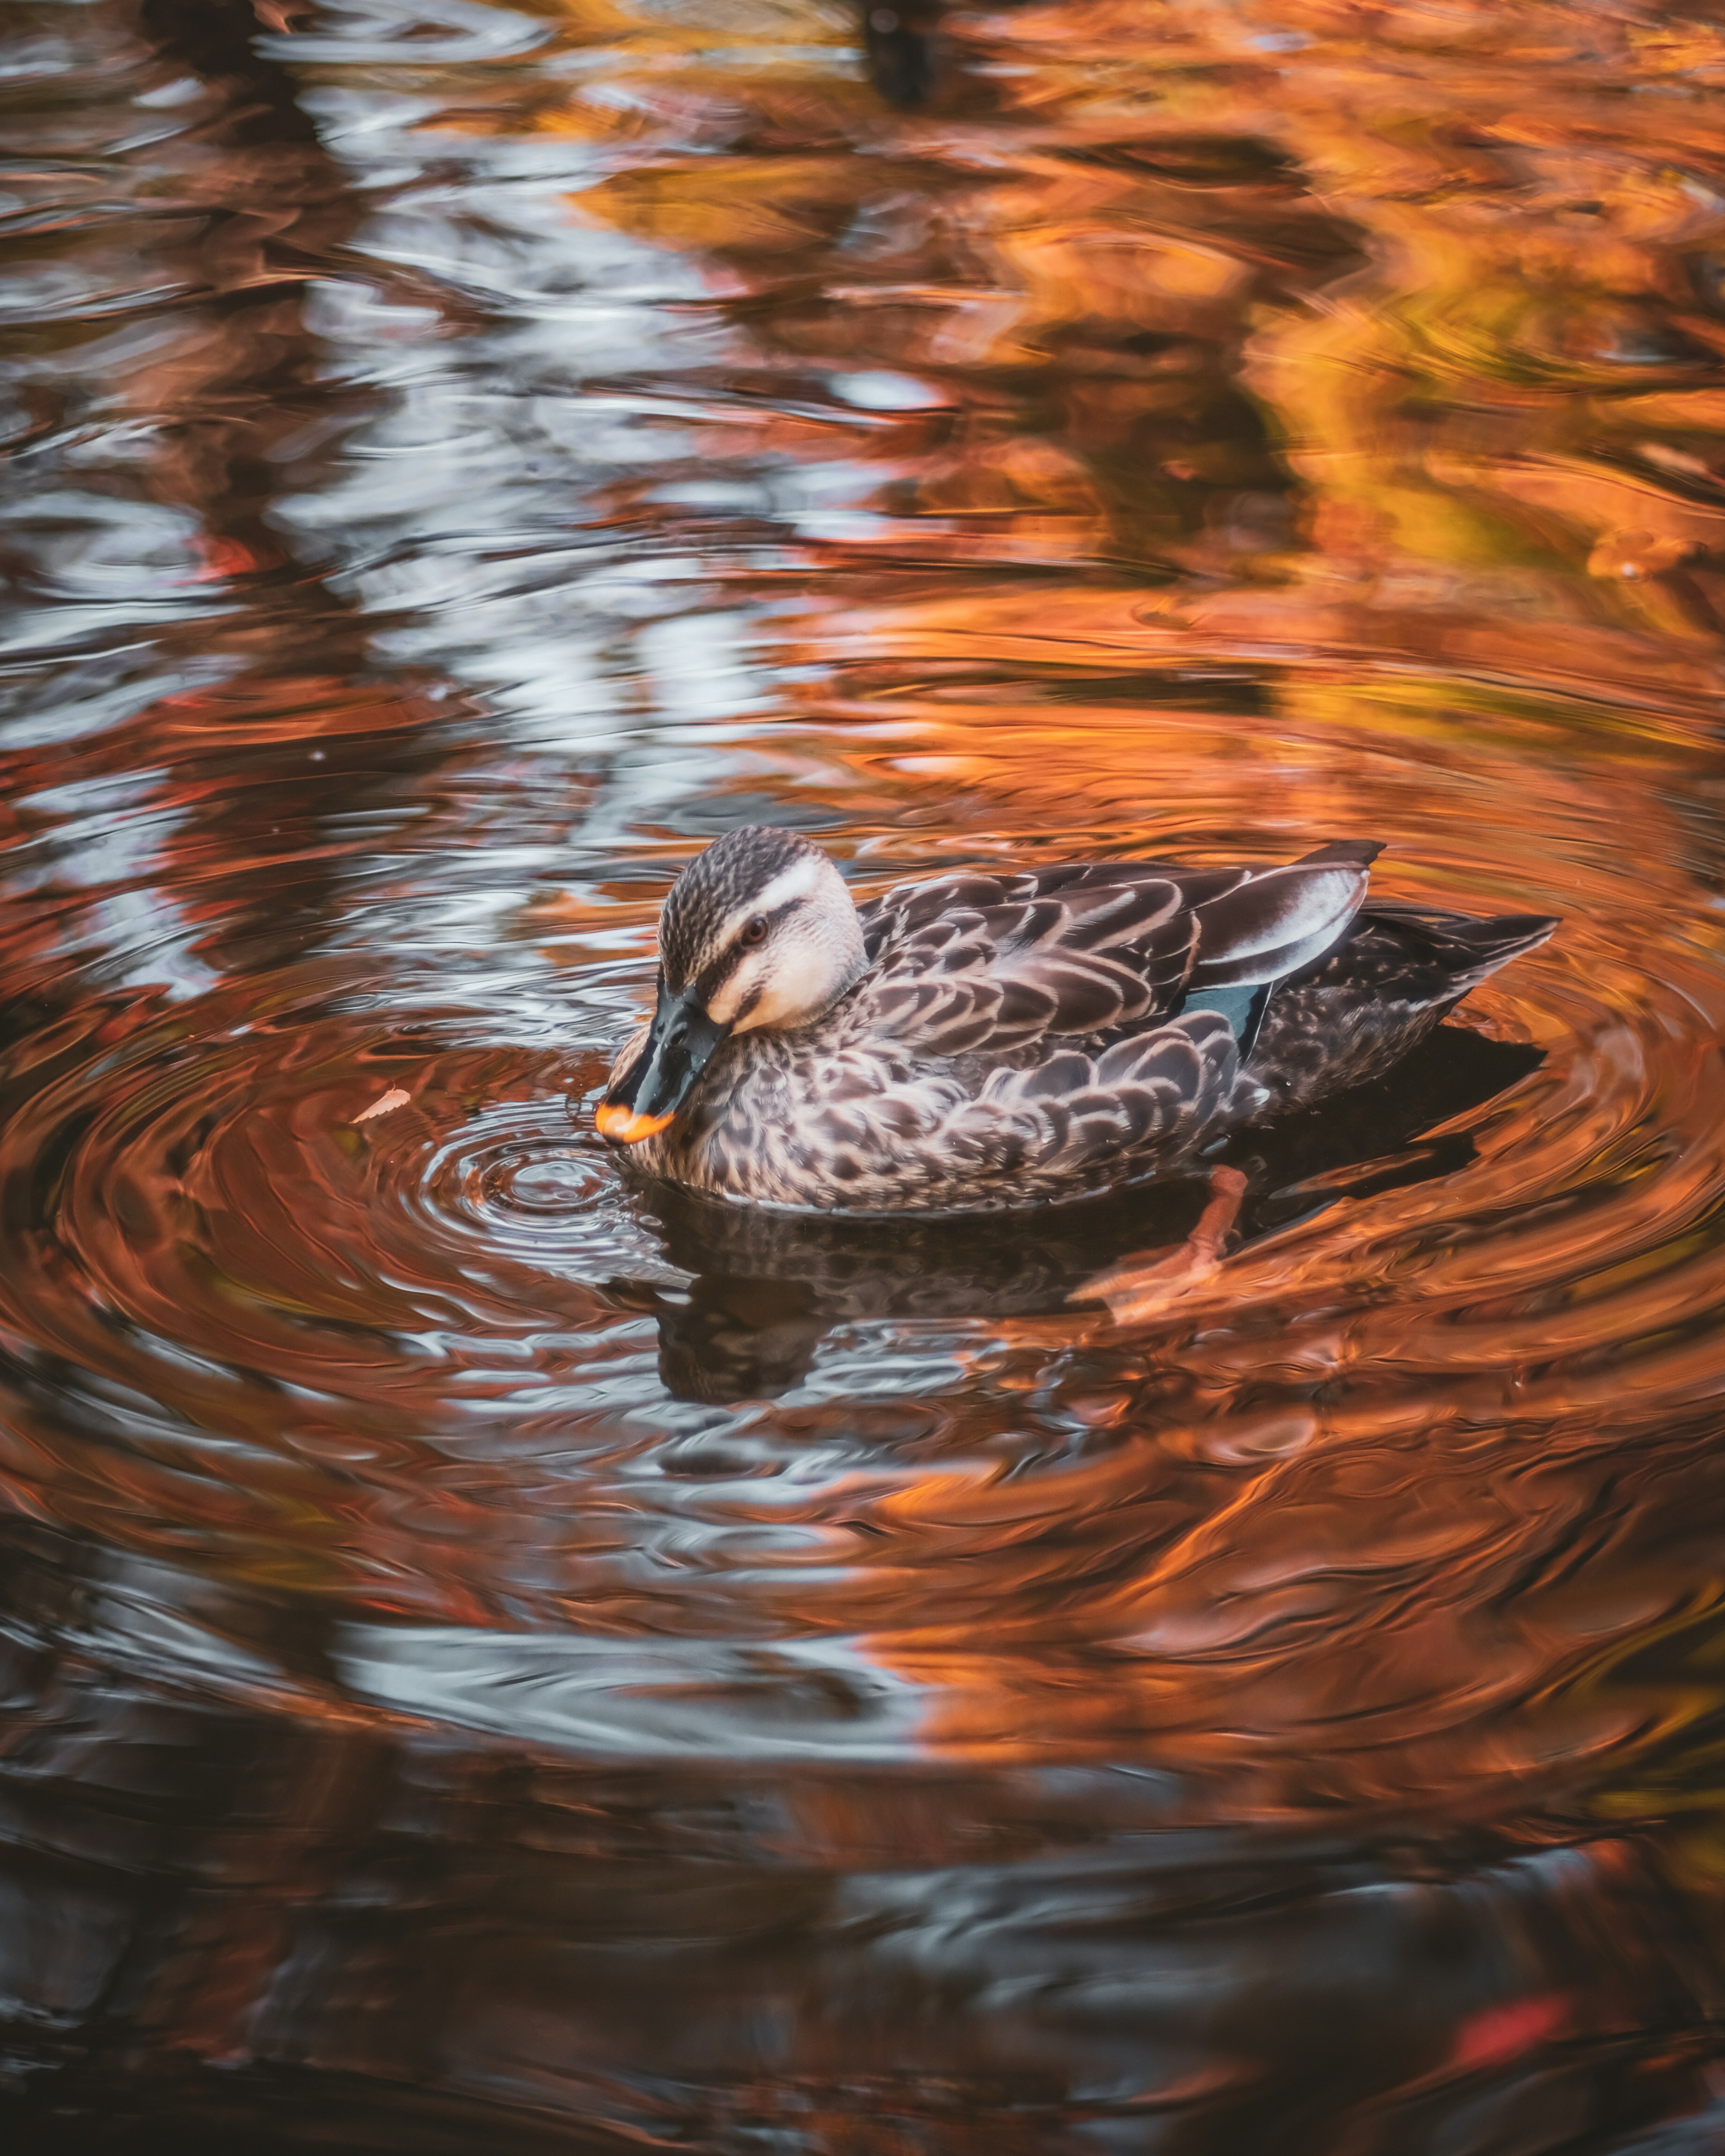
[595,826,867,1146]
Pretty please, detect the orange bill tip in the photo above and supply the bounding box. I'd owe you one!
[594,1101,676,1145]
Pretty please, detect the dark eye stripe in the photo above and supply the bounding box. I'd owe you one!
[694,945,744,1005]
[691,896,803,1005]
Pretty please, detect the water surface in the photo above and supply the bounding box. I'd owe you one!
[5,0,1725,2147]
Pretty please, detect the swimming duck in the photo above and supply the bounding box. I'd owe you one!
[594,826,1555,1231]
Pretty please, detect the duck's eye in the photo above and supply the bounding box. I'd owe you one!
[740,914,769,947]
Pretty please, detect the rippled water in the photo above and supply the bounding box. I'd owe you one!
[5,0,1725,2147]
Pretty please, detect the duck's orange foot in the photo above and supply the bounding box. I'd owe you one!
[1072,1166,1248,1324]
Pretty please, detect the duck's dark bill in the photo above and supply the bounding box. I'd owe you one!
[596,985,730,1144]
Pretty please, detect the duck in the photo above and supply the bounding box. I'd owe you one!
[593,826,1556,1241]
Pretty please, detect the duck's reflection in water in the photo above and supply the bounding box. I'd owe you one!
[637,1027,1543,1404]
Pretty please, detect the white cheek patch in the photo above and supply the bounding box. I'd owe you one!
[732,940,837,1033]
[705,962,758,1028]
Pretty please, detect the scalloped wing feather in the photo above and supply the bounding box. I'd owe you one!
[933,1011,1244,1184]
[770,1010,1250,1203]
[856,856,1371,1057]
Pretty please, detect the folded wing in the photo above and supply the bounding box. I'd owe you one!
[856,843,1379,1059]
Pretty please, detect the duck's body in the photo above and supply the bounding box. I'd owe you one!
[596,829,1555,1217]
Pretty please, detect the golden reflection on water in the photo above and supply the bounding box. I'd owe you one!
[3,0,1725,2145]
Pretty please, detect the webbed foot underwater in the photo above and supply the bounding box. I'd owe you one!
[594,824,1557,1215]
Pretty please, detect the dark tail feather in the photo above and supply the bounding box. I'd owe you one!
[1296,839,1386,868]
[1442,914,1560,987]
[1367,904,1559,989]
[1447,912,1560,956]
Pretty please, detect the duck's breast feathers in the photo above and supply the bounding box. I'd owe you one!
[855,844,1382,1058]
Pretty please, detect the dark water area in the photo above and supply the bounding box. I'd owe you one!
[5,0,1725,2148]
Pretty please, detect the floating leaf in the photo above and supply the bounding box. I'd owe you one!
[352,1087,411,1124]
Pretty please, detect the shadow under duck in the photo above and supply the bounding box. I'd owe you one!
[593,825,1556,1218]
